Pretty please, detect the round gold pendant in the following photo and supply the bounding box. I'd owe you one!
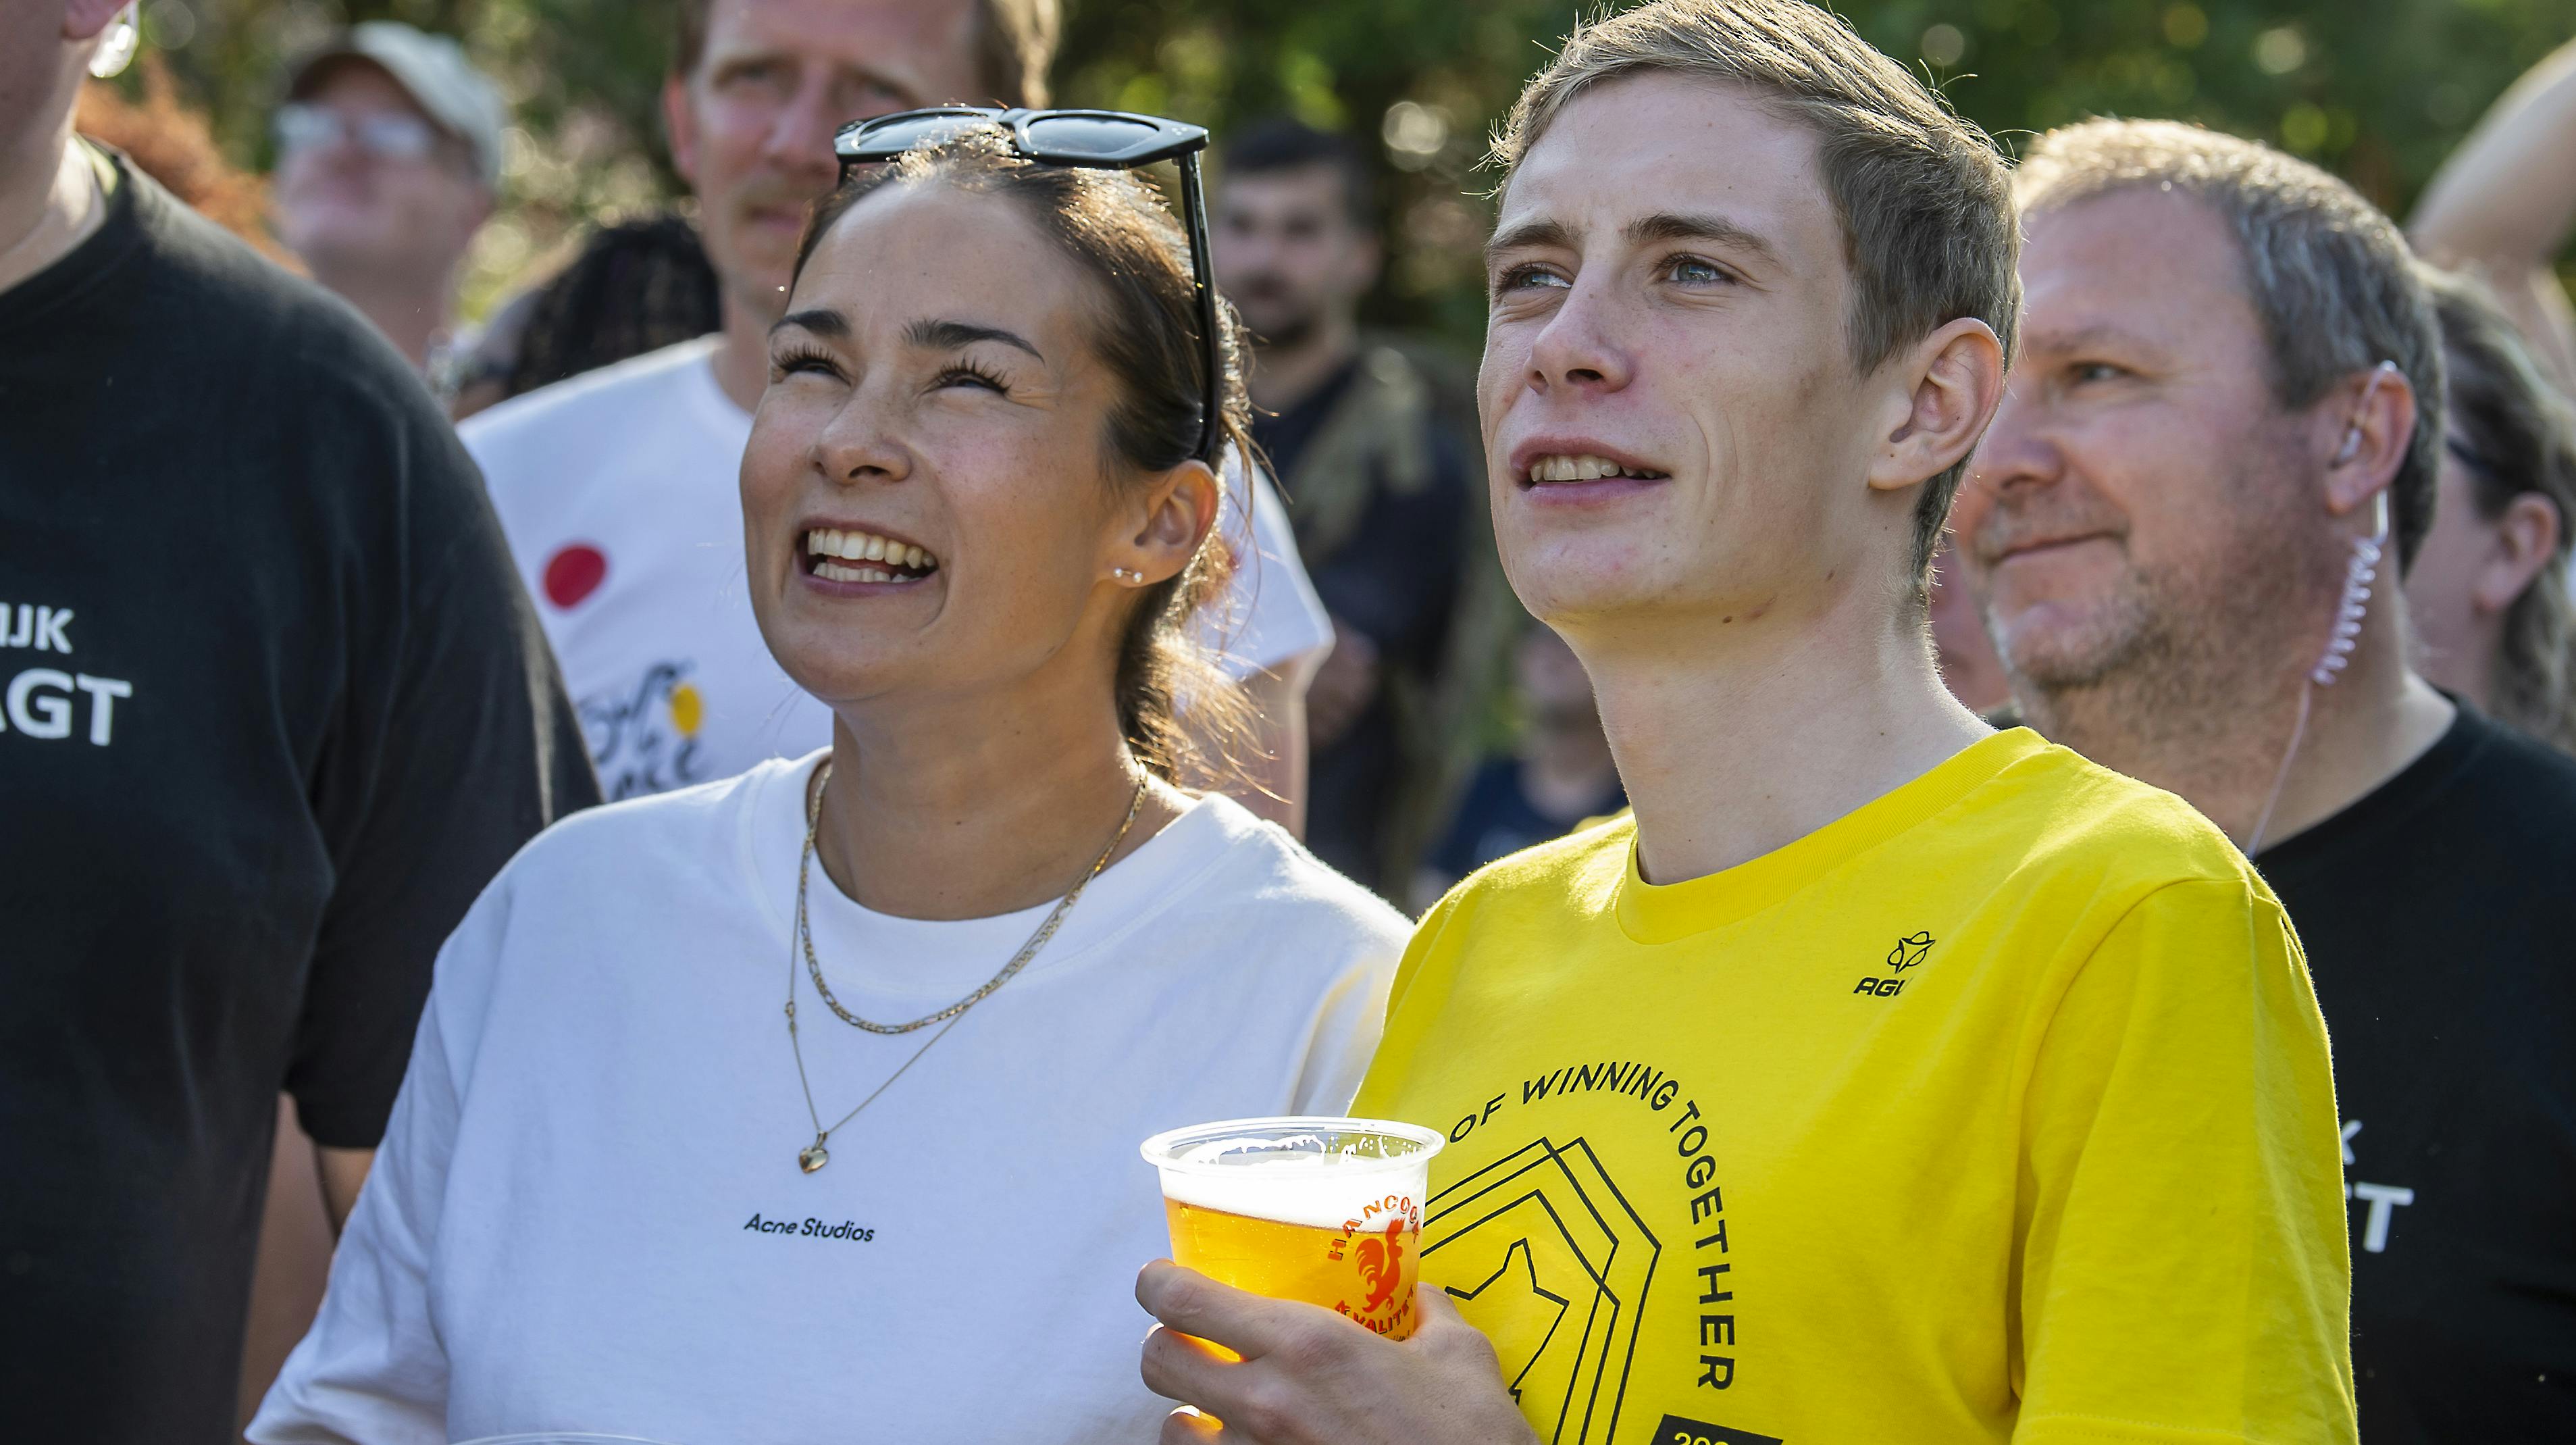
[799,1141,829,1173]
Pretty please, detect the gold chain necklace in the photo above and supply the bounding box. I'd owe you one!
[784,759,1148,1173]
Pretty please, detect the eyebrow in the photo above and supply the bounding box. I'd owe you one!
[1624,211,1783,268]
[773,309,847,339]
[1486,217,1576,265]
[904,318,1044,361]
[768,312,1046,363]
[1484,212,1785,269]
[2021,323,2162,358]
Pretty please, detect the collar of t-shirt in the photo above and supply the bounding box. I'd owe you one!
[1613,727,2052,944]
[736,753,1246,1013]
[2254,698,2483,880]
[0,143,146,331]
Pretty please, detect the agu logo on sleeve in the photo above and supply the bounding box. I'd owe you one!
[1853,931,1934,998]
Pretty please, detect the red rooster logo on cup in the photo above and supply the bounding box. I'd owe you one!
[1354,1216,1408,1315]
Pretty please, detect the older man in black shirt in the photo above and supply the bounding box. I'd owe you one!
[1,8,596,1442]
[1956,118,2576,1438]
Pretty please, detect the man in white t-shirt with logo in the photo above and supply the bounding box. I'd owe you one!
[463,0,1332,811]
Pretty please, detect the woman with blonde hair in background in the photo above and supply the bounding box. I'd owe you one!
[2408,265,2576,753]
[252,112,1405,1444]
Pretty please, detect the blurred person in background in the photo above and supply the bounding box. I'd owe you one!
[464,0,1331,822]
[449,213,723,421]
[2411,265,2576,753]
[252,120,1401,1444]
[270,21,504,386]
[1412,620,1622,907]
[1140,4,2354,1440]
[1215,117,1476,890]
[1,6,596,1444]
[1955,118,2576,1440]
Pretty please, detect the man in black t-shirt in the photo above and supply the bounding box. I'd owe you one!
[1,12,596,1442]
[1214,118,1490,893]
[1953,120,2576,1437]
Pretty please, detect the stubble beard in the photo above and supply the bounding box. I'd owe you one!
[2004,495,2340,808]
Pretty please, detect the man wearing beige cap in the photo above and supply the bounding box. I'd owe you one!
[272,21,503,379]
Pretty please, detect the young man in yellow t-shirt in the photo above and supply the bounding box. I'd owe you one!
[1134,2,2359,1442]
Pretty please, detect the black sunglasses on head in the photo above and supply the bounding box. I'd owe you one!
[835,106,1221,463]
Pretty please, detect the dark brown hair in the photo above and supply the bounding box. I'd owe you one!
[2422,265,2576,753]
[673,0,1058,109]
[1494,0,2021,602]
[790,126,1254,784]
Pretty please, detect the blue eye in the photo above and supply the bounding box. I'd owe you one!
[1666,255,1734,285]
[1493,263,1570,296]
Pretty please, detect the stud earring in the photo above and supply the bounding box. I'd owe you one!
[1111,567,1145,584]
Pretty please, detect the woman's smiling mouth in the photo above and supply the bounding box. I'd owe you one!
[804,526,940,585]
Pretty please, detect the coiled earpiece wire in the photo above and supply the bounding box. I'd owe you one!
[2245,361,2399,855]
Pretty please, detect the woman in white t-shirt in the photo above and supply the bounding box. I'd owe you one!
[252,120,1408,1445]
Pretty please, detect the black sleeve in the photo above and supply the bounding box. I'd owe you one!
[1311,426,1472,666]
[287,392,600,1148]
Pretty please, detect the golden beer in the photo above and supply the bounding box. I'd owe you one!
[1141,1116,1445,1354]
[1162,1198,1425,1342]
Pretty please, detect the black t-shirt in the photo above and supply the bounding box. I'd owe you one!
[1250,355,1472,888]
[0,151,598,1443]
[2255,705,2576,1439]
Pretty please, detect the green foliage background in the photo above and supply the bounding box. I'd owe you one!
[122,0,2576,335]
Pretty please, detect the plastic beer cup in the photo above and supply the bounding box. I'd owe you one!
[1141,1115,1445,1348]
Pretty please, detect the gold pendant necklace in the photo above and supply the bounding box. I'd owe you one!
[785,759,1148,1173]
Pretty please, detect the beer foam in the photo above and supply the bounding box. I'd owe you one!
[1153,1138,1431,1229]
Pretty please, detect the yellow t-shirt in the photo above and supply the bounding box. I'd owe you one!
[1353,728,2355,1444]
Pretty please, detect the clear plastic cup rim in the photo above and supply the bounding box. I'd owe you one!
[1138,1115,1445,1177]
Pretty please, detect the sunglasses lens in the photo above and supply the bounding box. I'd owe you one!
[842,112,988,160]
[1021,113,1163,158]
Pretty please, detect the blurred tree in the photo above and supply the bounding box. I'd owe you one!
[102,0,2576,336]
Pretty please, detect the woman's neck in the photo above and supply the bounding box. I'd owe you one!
[811,682,1186,921]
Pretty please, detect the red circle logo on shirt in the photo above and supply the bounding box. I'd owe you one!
[542,544,609,609]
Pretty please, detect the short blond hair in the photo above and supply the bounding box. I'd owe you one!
[2017,119,2444,568]
[1495,0,2020,589]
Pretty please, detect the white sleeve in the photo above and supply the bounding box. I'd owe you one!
[247,902,499,1444]
[1286,919,1402,1116]
[1193,447,1334,690]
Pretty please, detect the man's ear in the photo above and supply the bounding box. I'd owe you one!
[662,73,701,191]
[1866,317,2007,494]
[2321,364,2416,524]
[1115,459,1221,586]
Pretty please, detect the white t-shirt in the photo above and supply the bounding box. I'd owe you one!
[463,337,1333,801]
[250,755,1407,1444]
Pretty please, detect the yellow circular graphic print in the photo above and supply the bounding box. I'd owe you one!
[667,681,704,738]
